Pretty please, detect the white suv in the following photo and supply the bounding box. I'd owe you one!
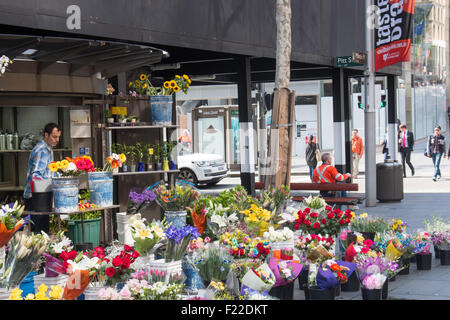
[177,153,228,186]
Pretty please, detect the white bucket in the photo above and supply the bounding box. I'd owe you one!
[148,259,183,283]
[33,273,69,293]
[83,285,108,300]
[117,212,135,246]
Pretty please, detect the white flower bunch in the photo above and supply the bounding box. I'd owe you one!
[263,226,294,242]
[46,230,73,255]
[210,212,238,228]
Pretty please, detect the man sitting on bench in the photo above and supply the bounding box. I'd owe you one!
[312,153,351,198]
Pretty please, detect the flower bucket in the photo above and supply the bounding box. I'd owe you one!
[0,287,11,300]
[306,285,335,300]
[416,253,432,270]
[341,271,360,292]
[164,210,187,229]
[117,212,135,246]
[335,284,341,297]
[270,240,295,252]
[440,249,450,265]
[435,245,441,259]
[148,259,183,283]
[133,254,155,269]
[150,95,173,126]
[382,278,389,300]
[68,218,101,248]
[182,257,204,292]
[52,177,79,213]
[33,273,68,294]
[398,256,410,275]
[361,287,382,300]
[44,254,63,277]
[268,281,294,300]
[83,285,107,300]
[297,266,309,290]
[410,254,416,263]
[88,177,113,207]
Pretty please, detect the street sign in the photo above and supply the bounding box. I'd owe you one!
[335,55,363,68]
[352,52,366,65]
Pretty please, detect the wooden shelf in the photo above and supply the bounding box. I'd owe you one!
[0,185,25,191]
[103,124,178,130]
[23,205,121,216]
[113,170,179,176]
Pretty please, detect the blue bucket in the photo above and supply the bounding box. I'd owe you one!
[151,95,173,126]
[52,177,79,213]
[19,271,38,297]
[88,172,114,207]
[164,210,187,229]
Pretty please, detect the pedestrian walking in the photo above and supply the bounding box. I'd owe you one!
[305,135,320,182]
[398,123,415,178]
[351,129,364,179]
[426,126,446,181]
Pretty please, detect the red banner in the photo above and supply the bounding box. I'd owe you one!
[375,0,415,71]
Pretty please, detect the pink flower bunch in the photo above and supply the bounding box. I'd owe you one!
[362,273,386,290]
[131,269,150,280]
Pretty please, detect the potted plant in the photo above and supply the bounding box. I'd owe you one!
[124,145,137,172]
[105,108,114,125]
[118,114,126,126]
[155,143,163,171]
[144,144,154,171]
[135,142,145,172]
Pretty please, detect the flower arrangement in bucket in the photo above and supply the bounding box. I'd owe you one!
[9,284,63,300]
[240,203,272,237]
[126,189,156,215]
[241,263,276,293]
[128,73,191,96]
[102,153,126,172]
[219,230,270,260]
[412,231,433,270]
[164,225,200,262]
[190,245,232,285]
[104,244,140,287]
[349,213,389,239]
[129,214,169,257]
[263,226,294,249]
[257,185,291,216]
[49,156,95,177]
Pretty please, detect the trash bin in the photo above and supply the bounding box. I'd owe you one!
[376,160,403,201]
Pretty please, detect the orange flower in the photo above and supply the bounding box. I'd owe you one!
[330,264,341,272]
[111,159,119,168]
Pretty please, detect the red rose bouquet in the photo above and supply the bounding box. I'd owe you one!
[293,205,353,237]
[104,245,140,286]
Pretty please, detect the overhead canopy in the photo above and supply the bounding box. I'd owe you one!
[0,35,165,78]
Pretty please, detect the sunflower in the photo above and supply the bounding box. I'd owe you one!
[169,80,177,88]
[163,81,170,89]
[142,83,148,89]
[128,81,133,87]
[139,74,147,81]
[173,85,181,93]
[49,162,59,173]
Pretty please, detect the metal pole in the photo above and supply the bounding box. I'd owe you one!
[365,0,377,206]
[387,75,397,161]
[257,83,268,182]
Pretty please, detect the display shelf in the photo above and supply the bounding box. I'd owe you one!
[0,185,25,191]
[113,170,179,176]
[103,124,178,130]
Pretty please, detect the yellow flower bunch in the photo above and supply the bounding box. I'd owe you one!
[209,281,226,291]
[49,159,69,173]
[391,218,407,232]
[9,284,62,300]
[240,204,271,223]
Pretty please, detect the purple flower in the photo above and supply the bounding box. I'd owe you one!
[165,225,200,243]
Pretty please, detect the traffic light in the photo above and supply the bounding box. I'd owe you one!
[381,94,386,108]
[357,95,363,109]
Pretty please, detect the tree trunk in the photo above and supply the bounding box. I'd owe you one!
[275,0,291,89]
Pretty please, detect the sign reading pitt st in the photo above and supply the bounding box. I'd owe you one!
[66,4,81,30]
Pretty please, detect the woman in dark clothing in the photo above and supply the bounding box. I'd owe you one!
[305,135,320,182]
[427,126,446,181]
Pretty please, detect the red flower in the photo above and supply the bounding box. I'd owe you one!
[112,257,122,267]
[59,251,68,261]
[121,256,131,269]
[105,267,116,277]
[327,212,335,220]
[313,222,320,229]
[264,248,270,255]
[337,272,347,281]
[95,246,105,254]
[304,220,311,226]
[132,251,140,259]
[124,245,133,252]
[75,160,86,170]
[330,264,341,272]
[303,208,311,214]
[339,219,345,225]
[239,249,245,256]
[68,250,77,260]
[310,212,319,218]
[363,239,374,248]
[345,218,351,224]
[360,247,370,254]
[321,218,327,225]
[294,224,300,230]
[325,205,332,211]
[103,258,110,264]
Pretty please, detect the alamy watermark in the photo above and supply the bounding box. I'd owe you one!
[66,5,81,30]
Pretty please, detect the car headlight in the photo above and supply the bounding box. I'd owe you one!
[193,161,211,167]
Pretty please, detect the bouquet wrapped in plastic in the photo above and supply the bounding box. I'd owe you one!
[187,202,207,235]
[241,263,276,293]
[191,245,232,284]
[1,232,48,289]
[0,202,29,248]
[268,257,303,287]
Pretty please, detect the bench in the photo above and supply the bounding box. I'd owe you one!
[254,182,365,206]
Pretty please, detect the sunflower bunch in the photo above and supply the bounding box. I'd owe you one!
[129,73,159,96]
[162,74,191,95]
